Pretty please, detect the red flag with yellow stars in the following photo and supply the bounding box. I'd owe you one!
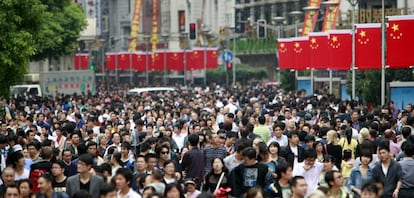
[117,52,131,70]
[355,23,381,70]
[167,51,184,71]
[105,53,116,71]
[292,37,310,71]
[328,30,352,70]
[150,51,163,71]
[386,15,414,68]
[132,52,146,71]
[206,48,218,69]
[308,32,329,70]
[277,38,294,70]
[74,53,89,70]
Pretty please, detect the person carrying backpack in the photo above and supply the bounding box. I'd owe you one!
[29,146,53,193]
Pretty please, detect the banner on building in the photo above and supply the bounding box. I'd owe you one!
[301,0,322,36]
[128,0,142,52]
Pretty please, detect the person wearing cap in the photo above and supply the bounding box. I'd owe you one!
[66,154,105,198]
[185,179,201,198]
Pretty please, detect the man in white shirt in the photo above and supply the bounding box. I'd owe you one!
[292,148,324,195]
[115,168,141,198]
[267,123,288,147]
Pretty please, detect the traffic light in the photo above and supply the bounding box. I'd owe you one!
[226,62,232,70]
[189,23,197,40]
[257,19,267,39]
[89,64,95,71]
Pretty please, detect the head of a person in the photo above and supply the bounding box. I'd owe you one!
[51,160,66,177]
[62,149,72,163]
[99,183,117,198]
[267,141,281,156]
[304,135,315,149]
[164,183,184,198]
[287,131,300,146]
[4,184,19,198]
[211,157,226,173]
[145,153,157,171]
[142,186,156,198]
[136,155,147,172]
[290,176,307,197]
[377,140,391,162]
[275,162,293,181]
[188,134,199,147]
[360,183,378,198]
[18,179,32,198]
[323,155,335,171]
[326,130,338,144]
[184,179,197,193]
[156,144,170,161]
[242,147,257,166]
[77,154,94,173]
[86,141,98,155]
[359,149,373,166]
[273,123,284,137]
[325,170,343,188]
[37,174,53,194]
[2,167,15,186]
[245,187,263,198]
[304,148,317,168]
[115,168,133,190]
[163,160,176,176]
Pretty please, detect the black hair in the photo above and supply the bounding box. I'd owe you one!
[99,183,116,196]
[290,176,305,187]
[378,140,390,152]
[275,162,292,180]
[359,149,373,162]
[121,142,131,150]
[112,152,124,166]
[267,141,281,156]
[345,127,353,144]
[242,147,256,160]
[144,153,157,163]
[164,183,185,198]
[304,148,317,159]
[115,168,133,186]
[287,130,299,139]
[324,170,339,187]
[188,134,199,147]
[361,183,378,195]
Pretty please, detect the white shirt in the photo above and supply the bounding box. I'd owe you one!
[292,161,324,195]
[117,188,141,198]
[15,169,30,181]
[267,135,288,147]
[172,132,187,151]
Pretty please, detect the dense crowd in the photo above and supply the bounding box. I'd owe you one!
[0,82,413,198]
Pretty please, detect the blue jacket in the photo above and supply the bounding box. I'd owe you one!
[348,165,373,191]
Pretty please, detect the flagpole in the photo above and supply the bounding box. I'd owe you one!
[381,0,385,105]
[349,0,357,100]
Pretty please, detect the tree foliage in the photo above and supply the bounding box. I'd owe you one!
[346,69,414,106]
[207,64,268,85]
[0,0,48,97]
[32,0,87,61]
[280,70,295,91]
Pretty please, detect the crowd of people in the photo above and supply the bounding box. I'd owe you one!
[0,81,414,198]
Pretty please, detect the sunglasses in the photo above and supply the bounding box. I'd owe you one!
[161,151,169,154]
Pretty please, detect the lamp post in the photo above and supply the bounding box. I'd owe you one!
[289,11,304,90]
[348,0,358,100]
[273,16,285,85]
[303,6,320,95]
[321,1,339,95]
[180,32,189,86]
[161,34,169,86]
[381,0,385,105]
[143,34,150,86]
[201,28,211,86]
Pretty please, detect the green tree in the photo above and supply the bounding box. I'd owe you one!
[0,0,48,97]
[346,69,414,106]
[280,70,295,91]
[31,0,87,62]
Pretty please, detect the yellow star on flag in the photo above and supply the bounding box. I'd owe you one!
[332,36,338,42]
[391,24,399,32]
[311,38,317,44]
[295,42,300,48]
[359,31,366,38]
[280,43,285,48]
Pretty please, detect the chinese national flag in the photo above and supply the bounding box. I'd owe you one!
[355,23,381,70]
[308,32,329,70]
[132,52,146,71]
[277,38,294,69]
[188,49,203,70]
[206,48,218,69]
[105,53,116,71]
[386,15,414,68]
[292,37,309,71]
[74,53,89,70]
[167,51,184,71]
[150,51,163,71]
[117,52,131,70]
[328,30,352,70]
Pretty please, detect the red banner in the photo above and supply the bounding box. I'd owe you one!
[355,23,381,70]
[292,37,310,71]
[322,0,341,32]
[150,51,163,71]
[117,52,131,70]
[167,51,184,71]
[106,53,116,71]
[301,0,322,36]
[206,48,218,69]
[277,38,294,70]
[386,15,414,68]
[308,32,329,70]
[128,0,142,52]
[132,52,146,71]
[328,30,352,70]
[74,53,89,70]
[188,49,203,70]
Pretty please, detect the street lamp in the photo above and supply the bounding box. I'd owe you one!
[180,32,189,86]
[272,16,285,38]
[161,34,169,86]
[321,1,339,95]
[348,0,358,100]
[201,27,211,86]
[143,34,150,86]
[302,6,320,96]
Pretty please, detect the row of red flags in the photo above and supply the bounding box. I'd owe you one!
[74,48,218,71]
[278,15,414,70]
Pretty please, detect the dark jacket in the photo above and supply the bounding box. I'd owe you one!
[372,160,402,198]
[230,162,272,197]
[280,145,305,168]
[181,147,205,184]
